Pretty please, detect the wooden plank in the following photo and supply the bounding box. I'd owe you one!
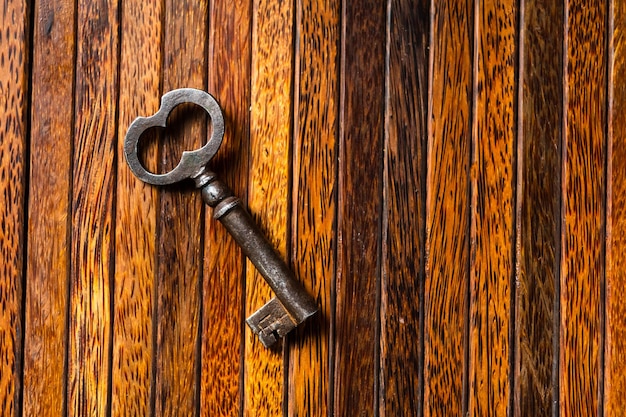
[380,0,428,415]
[111,0,162,415]
[606,0,626,414]
[22,1,74,415]
[468,0,518,415]
[333,0,386,415]
[560,0,607,415]
[288,0,339,415]
[0,1,29,415]
[200,0,251,415]
[513,1,563,415]
[66,0,119,415]
[423,1,473,415]
[244,0,294,414]
[155,1,207,415]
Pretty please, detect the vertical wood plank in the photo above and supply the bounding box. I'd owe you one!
[333,0,386,415]
[606,0,626,414]
[67,0,119,415]
[23,1,75,415]
[380,0,428,415]
[468,0,518,415]
[0,1,28,415]
[155,1,207,415]
[288,0,339,415]
[514,1,563,415]
[112,0,162,415]
[423,1,473,415]
[244,0,293,414]
[560,1,607,415]
[200,0,251,415]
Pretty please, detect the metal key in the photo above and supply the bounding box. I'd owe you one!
[124,88,317,347]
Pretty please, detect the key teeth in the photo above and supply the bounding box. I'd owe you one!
[246,297,298,348]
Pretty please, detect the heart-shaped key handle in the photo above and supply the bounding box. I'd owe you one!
[124,88,318,348]
[124,88,225,185]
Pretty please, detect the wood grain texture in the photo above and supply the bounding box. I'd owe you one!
[66,0,118,415]
[333,1,386,415]
[560,0,607,415]
[111,0,162,415]
[468,1,517,415]
[200,0,251,415]
[514,1,562,415]
[606,0,626,414]
[23,1,74,415]
[155,1,207,415]
[288,0,339,415]
[244,0,294,414]
[424,1,473,415]
[380,0,428,415]
[0,1,28,415]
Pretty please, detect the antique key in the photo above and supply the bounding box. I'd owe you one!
[124,88,317,347]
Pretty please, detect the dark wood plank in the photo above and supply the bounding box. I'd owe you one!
[23,1,74,415]
[200,0,251,415]
[333,1,386,415]
[66,0,119,414]
[244,0,294,413]
[560,0,607,415]
[0,1,29,415]
[513,1,563,415]
[155,1,208,415]
[606,1,626,414]
[112,0,162,414]
[288,0,340,415]
[423,1,473,415]
[380,0,428,415]
[468,1,518,415]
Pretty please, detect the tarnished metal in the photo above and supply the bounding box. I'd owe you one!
[124,88,317,348]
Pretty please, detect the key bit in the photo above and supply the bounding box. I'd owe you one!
[124,88,318,347]
[246,298,298,348]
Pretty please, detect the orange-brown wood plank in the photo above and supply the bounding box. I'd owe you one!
[0,1,29,415]
[23,1,75,416]
[606,1,626,414]
[288,0,339,415]
[468,1,518,415]
[333,1,386,415]
[423,1,473,415]
[200,1,251,415]
[244,0,294,414]
[155,1,208,415]
[513,1,563,415]
[380,0,428,415]
[66,0,119,415]
[112,0,162,415]
[560,0,607,415]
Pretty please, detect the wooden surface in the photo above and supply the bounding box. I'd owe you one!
[3,0,626,415]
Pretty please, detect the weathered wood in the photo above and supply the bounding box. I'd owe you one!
[380,0,428,415]
[560,0,607,415]
[288,0,340,415]
[333,1,386,415]
[423,1,473,415]
[468,1,517,415]
[23,1,75,416]
[66,1,119,415]
[200,0,251,415]
[112,0,162,415]
[605,0,626,414]
[154,1,208,415]
[244,0,294,414]
[0,1,28,415]
[514,1,563,415]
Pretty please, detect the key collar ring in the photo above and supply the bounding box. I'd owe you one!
[124,88,225,186]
